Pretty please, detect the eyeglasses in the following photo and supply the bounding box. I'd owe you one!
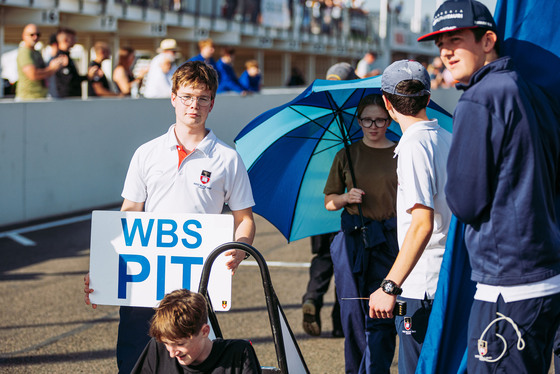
[358,117,390,128]
[176,94,212,107]
[27,33,41,37]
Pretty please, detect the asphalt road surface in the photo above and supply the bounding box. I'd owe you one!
[0,211,399,373]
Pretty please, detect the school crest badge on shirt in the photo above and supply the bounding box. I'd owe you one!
[401,316,415,335]
[200,170,211,184]
[404,317,412,331]
[478,339,488,356]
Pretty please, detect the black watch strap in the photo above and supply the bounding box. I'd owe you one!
[381,279,402,296]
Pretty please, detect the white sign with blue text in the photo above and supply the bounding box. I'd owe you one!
[89,210,234,310]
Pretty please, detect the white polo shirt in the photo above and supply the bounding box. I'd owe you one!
[122,125,254,214]
[394,119,452,299]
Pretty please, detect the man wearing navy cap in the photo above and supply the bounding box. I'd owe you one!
[419,1,560,373]
[368,59,452,374]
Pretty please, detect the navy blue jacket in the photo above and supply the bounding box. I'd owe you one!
[216,59,245,94]
[239,70,261,92]
[445,57,560,286]
[187,54,217,71]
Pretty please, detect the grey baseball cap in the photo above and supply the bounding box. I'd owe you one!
[326,62,359,80]
[381,60,431,97]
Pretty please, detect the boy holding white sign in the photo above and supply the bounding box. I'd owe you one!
[84,60,255,373]
[131,289,261,373]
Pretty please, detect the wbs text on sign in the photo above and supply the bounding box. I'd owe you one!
[89,211,233,310]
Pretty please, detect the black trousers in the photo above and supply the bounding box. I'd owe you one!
[116,306,155,374]
[303,232,341,329]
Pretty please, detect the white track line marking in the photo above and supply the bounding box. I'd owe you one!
[241,260,310,268]
[6,233,37,246]
[0,212,100,245]
[0,213,311,271]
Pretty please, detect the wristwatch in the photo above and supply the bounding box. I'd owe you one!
[381,279,402,296]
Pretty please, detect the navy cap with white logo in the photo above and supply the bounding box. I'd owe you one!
[381,60,431,97]
[417,0,497,42]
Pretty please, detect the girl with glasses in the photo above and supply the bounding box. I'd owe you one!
[323,94,398,374]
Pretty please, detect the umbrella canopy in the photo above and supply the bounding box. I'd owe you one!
[235,76,452,242]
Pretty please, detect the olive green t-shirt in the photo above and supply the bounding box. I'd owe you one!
[16,46,48,99]
[324,139,397,221]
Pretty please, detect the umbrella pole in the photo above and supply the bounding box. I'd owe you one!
[339,112,369,248]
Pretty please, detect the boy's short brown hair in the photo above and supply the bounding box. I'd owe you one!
[56,27,76,37]
[245,59,259,69]
[198,38,214,50]
[172,60,218,98]
[357,94,387,118]
[382,80,430,117]
[149,289,208,342]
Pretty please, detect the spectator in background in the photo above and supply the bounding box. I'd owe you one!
[143,39,179,98]
[15,24,67,100]
[239,59,261,93]
[427,56,444,89]
[113,47,147,96]
[88,42,120,97]
[216,47,247,95]
[224,0,238,20]
[47,33,58,59]
[244,0,261,23]
[355,51,381,78]
[330,0,343,35]
[286,66,306,87]
[160,55,176,75]
[394,1,403,24]
[325,62,358,81]
[428,56,454,89]
[303,232,342,338]
[322,0,333,34]
[310,0,323,34]
[47,33,60,98]
[188,39,217,70]
[51,27,96,98]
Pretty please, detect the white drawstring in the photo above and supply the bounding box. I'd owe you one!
[475,312,526,363]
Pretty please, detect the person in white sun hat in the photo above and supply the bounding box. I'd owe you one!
[143,38,179,98]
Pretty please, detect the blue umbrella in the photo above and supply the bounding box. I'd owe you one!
[235,76,452,242]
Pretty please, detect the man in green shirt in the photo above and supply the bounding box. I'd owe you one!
[16,24,66,100]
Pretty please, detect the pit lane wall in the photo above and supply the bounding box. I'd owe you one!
[0,88,460,227]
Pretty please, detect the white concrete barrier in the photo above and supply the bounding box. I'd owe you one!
[0,91,300,227]
[0,87,460,227]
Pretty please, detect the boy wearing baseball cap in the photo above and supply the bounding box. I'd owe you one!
[419,1,560,373]
[368,59,452,374]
